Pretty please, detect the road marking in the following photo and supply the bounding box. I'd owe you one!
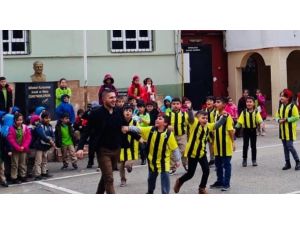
[285,190,300,194]
[36,181,82,194]
[234,141,300,153]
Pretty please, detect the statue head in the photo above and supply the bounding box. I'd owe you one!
[33,61,44,75]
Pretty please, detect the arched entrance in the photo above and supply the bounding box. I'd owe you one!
[241,53,272,114]
[287,50,300,98]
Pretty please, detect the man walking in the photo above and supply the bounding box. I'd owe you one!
[77,89,123,194]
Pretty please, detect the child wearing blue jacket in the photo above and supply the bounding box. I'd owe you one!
[55,94,75,124]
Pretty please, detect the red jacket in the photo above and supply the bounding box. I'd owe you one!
[127,83,145,100]
[143,85,157,103]
[7,124,32,152]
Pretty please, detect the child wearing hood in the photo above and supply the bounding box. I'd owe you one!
[127,75,145,101]
[143,77,157,103]
[98,74,118,105]
[160,96,172,114]
[55,94,75,124]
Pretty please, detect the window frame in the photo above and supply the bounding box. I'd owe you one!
[110,30,153,53]
[2,30,30,55]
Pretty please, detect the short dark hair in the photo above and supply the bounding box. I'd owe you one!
[59,78,67,83]
[171,97,181,103]
[41,111,50,119]
[14,112,23,121]
[196,110,208,117]
[215,96,228,104]
[102,88,116,99]
[206,96,216,103]
[77,109,85,116]
[123,103,134,112]
[137,100,145,108]
[60,113,70,119]
[0,77,6,81]
[246,96,255,102]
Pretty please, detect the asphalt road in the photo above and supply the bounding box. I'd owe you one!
[2,120,300,194]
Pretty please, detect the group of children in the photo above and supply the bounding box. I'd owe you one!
[0,73,299,194]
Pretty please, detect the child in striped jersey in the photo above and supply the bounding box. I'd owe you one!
[236,96,263,167]
[210,97,235,191]
[204,96,217,166]
[174,110,228,194]
[122,114,181,194]
[119,104,141,187]
[275,89,300,171]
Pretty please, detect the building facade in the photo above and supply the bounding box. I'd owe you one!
[1,30,183,105]
[226,30,300,115]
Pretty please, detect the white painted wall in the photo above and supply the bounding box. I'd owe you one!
[226,30,300,52]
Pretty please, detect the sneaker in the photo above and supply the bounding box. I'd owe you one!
[11,179,21,184]
[169,169,176,175]
[1,181,8,187]
[141,159,146,165]
[198,188,208,194]
[72,163,78,170]
[183,164,188,172]
[96,167,101,172]
[252,160,258,167]
[42,173,53,179]
[208,159,215,166]
[120,180,126,187]
[282,163,291,170]
[242,159,247,167]
[61,164,68,170]
[173,179,182,193]
[221,186,231,191]
[126,165,133,173]
[20,177,28,183]
[209,181,223,189]
[34,176,43,181]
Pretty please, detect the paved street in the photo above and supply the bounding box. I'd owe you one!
[1,119,300,194]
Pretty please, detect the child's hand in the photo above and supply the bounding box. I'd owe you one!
[233,143,236,152]
[175,161,180,168]
[20,146,24,151]
[167,126,174,131]
[121,126,129,134]
[8,152,12,156]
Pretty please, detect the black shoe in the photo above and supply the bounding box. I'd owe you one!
[282,162,291,170]
[12,179,21,184]
[42,173,53,179]
[141,159,146,165]
[72,163,78,170]
[295,161,300,170]
[34,176,43,181]
[242,159,247,167]
[20,177,27,183]
[86,164,93,169]
[61,164,68,170]
[1,181,8,187]
[126,166,132,173]
[252,160,258,167]
[210,181,223,189]
[208,159,215,166]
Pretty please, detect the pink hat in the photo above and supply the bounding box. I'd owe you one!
[30,115,40,124]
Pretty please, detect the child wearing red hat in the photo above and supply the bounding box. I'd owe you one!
[127,75,145,101]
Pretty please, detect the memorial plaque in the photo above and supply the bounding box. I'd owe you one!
[14,82,58,118]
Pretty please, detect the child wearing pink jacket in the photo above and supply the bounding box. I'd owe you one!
[225,97,238,122]
[7,113,32,184]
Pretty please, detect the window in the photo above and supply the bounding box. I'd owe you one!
[111,30,153,53]
[2,30,30,55]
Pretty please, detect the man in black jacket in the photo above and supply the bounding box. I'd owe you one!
[0,77,13,113]
[77,89,123,194]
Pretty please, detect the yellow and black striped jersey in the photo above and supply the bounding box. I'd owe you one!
[184,120,214,159]
[214,113,234,157]
[166,111,189,136]
[275,103,299,141]
[139,126,178,173]
[237,109,263,129]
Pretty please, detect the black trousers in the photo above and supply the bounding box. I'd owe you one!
[242,128,257,160]
[179,155,209,189]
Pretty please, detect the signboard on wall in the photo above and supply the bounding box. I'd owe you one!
[14,82,58,118]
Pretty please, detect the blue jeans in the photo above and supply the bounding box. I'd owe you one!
[147,171,170,194]
[215,156,232,187]
[282,140,299,162]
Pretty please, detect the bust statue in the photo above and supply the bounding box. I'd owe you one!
[31,61,47,82]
